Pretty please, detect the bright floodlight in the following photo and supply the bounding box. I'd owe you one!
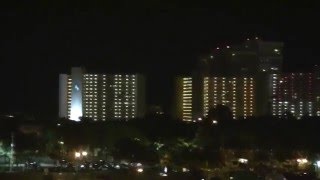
[82,151,88,156]
[136,163,142,167]
[316,161,320,168]
[137,168,143,173]
[75,152,81,158]
[238,158,248,164]
[164,166,168,173]
[297,158,308,164]
[70,104,82,121]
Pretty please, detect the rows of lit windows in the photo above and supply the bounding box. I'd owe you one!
[231,78,237,118]
[113,75,136,119]
[243,77,254,118]
[67,77,72,118]
[271,74,278,116]
[213,77,218,107]
[83,74,99,121]
[182,77,192,121]
[271,73,318,119]
[210,77,255,119]
[203,77,209,116]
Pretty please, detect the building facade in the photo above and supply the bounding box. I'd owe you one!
[174,77,193,121]
[59,67,145,121]
[205,76,256,119]
[174,76,257,121]
[270,73,320,119]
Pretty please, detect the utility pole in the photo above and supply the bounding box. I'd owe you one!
[9,132,14,172]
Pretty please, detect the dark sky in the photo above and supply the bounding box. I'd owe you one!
[0,3,319,118]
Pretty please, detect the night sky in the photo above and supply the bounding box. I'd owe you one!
[0,3,319,118]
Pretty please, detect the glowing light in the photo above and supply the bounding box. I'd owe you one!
[82,151,88,156]
[137,168,143,173]
[297,158,308,164]
[160,173,167,177]
[238,158,248,164]
[75,152,81,158]
[182,167,189,172]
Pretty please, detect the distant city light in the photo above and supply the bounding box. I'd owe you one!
[75,152,81,158]
[297,158,308,164]
[182,167,189,172]
[82,151,88,156]
[238,158,248,164]
[137,168,144,173]
[164,166,168,173]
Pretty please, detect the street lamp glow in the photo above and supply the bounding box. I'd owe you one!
[137,168,143,173]
[75,152,81,158]
[297,158,308,164]
[164,166,168,173]
[82,151,88,156]
[238,158,248,164]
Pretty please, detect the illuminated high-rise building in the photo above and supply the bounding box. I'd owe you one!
[270,73,320,119]
[174,76,256,121]
[206,38,284,75]
[174,77,193,121]
[204,76,256,119]
[59,67,145,121]
[177,38,284,120]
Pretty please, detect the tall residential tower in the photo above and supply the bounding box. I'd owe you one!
[59,67,145,121]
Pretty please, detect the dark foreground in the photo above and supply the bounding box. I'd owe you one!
[0,172,196,180]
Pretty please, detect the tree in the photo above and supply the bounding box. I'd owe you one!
[207,105,233,123]
[113,138,157,163]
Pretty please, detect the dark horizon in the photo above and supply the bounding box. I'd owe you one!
[0,5,319,118]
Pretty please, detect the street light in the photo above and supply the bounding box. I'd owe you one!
[75,152,81,158]
[82,151,88,157]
